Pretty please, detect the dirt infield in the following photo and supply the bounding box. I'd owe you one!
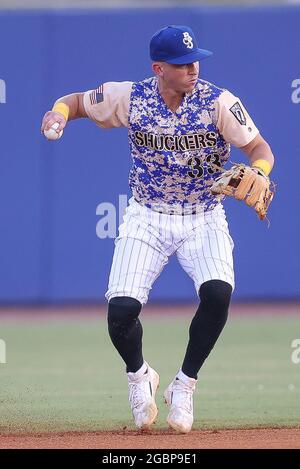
[0,428,299,449]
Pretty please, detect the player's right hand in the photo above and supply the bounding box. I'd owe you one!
[40,111,67,134]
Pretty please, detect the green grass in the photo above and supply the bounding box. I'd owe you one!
[0,313,299,433]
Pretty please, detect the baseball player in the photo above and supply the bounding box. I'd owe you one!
[41,25,275,433]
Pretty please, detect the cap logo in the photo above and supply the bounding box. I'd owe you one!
[183,32,193,49]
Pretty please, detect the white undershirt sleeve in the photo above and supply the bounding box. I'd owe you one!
[83,81,133,128]
[215,90,259,147]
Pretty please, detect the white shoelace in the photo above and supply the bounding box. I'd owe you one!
[172,382,194,413]
[129,381,149,409]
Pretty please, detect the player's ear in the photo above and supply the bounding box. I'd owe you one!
[152,62,163,77]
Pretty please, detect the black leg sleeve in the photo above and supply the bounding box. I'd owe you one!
[107,296,143,373]
[181,280,232,379]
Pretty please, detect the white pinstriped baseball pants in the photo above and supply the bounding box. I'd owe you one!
[105,197,234,305]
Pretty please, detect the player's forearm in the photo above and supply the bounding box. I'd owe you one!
[241,134,275,175]
[248,141,274,169]
[54,93,87,120]
[41,92,87,134]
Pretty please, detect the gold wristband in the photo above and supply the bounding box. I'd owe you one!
[52,102,70,121]
[252,159,271,176]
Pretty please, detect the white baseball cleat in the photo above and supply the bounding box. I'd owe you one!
[127,362,159,429]
[164,375,196,433]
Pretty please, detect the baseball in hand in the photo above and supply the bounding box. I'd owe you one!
[43,122,64,140]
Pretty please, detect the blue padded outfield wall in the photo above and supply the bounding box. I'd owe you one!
[0,6,299,303]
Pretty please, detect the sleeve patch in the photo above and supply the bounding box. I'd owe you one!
[230,102,247,125]
[89,85,104,105]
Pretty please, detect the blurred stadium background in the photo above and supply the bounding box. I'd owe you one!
[0,0,299,441]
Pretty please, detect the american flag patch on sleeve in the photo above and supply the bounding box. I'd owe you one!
[89,85,104,105]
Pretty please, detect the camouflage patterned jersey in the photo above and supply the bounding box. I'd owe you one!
[84,77,258,215]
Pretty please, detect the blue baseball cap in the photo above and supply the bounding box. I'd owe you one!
[150,25,213,64]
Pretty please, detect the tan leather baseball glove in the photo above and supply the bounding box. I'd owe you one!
[210,163,274,220]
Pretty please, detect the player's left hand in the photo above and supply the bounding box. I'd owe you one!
[210,163,274,221]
